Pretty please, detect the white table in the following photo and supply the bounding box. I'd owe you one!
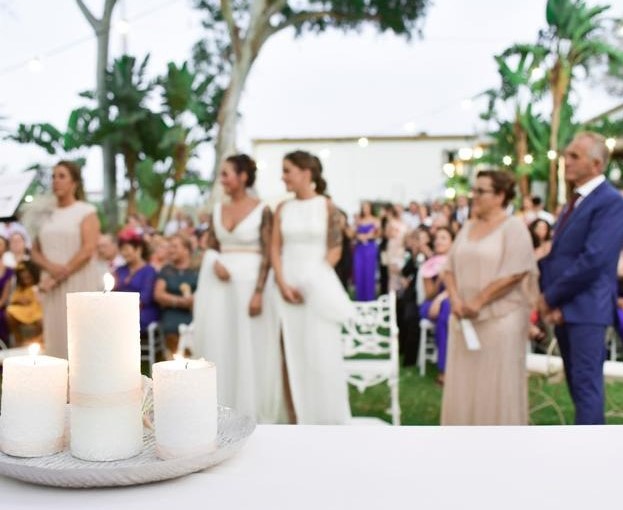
[0,424,621,509]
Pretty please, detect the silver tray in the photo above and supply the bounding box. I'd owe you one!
[0,406,255,488]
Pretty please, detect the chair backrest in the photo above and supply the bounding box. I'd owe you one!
[342,293,398,360]
[177,322,195,356]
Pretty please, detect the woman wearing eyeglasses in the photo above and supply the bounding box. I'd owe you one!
[441,170,538,425]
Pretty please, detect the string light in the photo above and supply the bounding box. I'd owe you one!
[358,137,369,148]
[460,98,473,110]
[530,67,546,81]
[523,154,534,164]
[606,138,616,151]
[0,0,182,78]
[458,147,473,160]
[473,146,484,159]
[442,163,456,177]
[403,121,417,135]
[27,57,43,73]
[547,150,557,160]
[116,19,131,35]
[502,155,513,166]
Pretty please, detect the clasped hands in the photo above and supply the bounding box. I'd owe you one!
[537,294,564,325]
[39,264,71,293]
[213,260,264,317]
[450,296,482,319]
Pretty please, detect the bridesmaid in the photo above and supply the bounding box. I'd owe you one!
[353,201,379,301]
[272,150,352,425]
[31,160,101,359]
[193,154,285,423]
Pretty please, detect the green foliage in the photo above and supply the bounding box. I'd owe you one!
[8,54,220,226]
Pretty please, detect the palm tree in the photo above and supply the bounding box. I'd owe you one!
[541,0,623,209]
[482,44,548,197]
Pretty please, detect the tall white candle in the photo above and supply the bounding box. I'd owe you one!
[67,290,143,461]
[1,345,68,457]
[153,359,217,459]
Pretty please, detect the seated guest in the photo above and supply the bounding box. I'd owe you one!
[399,230,423,367]
[6,261,43,346]
[149,235,170,272]
[618,251,623,339]
[96,233,125,276]
[114,231,159,337]
[4,232,31,269]
[419,227,454,385]
[0,236,15,343]
[529,218,552,261]
[154,234,198,358]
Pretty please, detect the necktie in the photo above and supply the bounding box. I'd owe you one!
[554,192,581,237]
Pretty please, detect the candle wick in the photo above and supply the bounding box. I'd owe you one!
[185,361,189,370]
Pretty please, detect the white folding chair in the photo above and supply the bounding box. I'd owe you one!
[141,322,165,375]
[417,318,437,376]
[177,322,195,356]
[342,292,401,425]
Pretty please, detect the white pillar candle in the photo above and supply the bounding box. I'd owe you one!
[67,290,143,461]
[1,346,68,457]
[152,359,217,459]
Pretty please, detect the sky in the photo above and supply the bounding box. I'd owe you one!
[1,0,622,201]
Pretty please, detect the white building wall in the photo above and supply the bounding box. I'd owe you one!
[252,135,475,214]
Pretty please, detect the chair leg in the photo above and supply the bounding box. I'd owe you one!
[389,378,401,426]
[418,326,427,376]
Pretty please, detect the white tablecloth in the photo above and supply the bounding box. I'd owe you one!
[1,424,621,509]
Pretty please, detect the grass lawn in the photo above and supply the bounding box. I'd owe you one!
[349,362,623,425]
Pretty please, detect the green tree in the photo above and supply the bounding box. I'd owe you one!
[192,0,430,201]
[481,43,549,198]
[541,0,623,209]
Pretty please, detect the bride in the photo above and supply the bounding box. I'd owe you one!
[272,150,352,424]
[193,154,285,423]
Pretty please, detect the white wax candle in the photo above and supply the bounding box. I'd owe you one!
[153,359,217,459]
[67,291,143,461]
[1,353,68,457]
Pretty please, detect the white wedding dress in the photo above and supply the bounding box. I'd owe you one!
[193,203,286,423]
[279,196,352,424]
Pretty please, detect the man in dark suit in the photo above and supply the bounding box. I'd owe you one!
[538,132,623,424]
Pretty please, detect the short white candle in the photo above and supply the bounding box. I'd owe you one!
[1,344,68,457]
[67,283,143,462]
[153,358,217,459]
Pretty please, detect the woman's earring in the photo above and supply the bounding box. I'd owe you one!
[310,182,317,191]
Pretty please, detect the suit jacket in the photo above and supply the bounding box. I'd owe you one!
[539,181,623,325]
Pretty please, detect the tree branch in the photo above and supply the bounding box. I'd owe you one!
[220,0,241,59]
[268,9,382,38]
[76,0,99,29]
[102,0,119,26]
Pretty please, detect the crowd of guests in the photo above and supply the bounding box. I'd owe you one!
[1,131,622,427]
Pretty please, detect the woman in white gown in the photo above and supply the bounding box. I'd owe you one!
[272,150,352,425]
[193,154,286,423]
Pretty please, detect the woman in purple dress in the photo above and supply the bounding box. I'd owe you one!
[353,202,380,301]
[0,236,14,343]
[114,231,159,336]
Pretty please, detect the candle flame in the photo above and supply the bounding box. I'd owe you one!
[173,353,183,361]
[28,343,41,356]
[103,273,115,292]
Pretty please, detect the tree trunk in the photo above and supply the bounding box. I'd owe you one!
[547,59,570,211]
[76,0,119,230]
[513,114,530,198]
[207,35,258,210]
[124,149,138,216]
[97,9,118,231]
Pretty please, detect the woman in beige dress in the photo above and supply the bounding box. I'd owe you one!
[31,161,101,358]
[441,170,538,425]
